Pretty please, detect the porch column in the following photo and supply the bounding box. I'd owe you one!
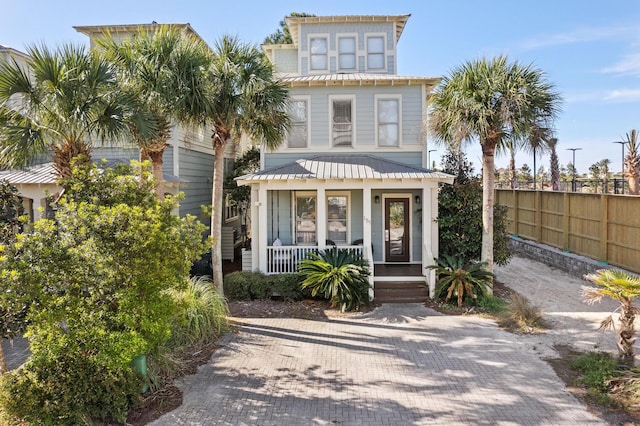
[363,186,374,300]
[422,185,436,298]
[316,186,326,248]
[250,187,259,270]
[257,186,268,273]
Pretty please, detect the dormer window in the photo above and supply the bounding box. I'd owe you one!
[338,36,356,71]
[367,36,385,70]
[310,37,328,71]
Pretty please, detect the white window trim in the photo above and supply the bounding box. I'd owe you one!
[307,33,329,74]
[365,33,387,72]
[287,95,311,149]
[326,191,351,245]
[293,191,317,246]
[337,33,358,72]
[328,94,357,148]
[374,94,402,148]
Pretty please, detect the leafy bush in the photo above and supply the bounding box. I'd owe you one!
[298,248,370,312]
[475,295,508,313]
[268,273,306,301]
[0,352,142,425]
[429,254,494,307]
[438,149,512,265]
[224,271,265,300]
[0,161,209,422]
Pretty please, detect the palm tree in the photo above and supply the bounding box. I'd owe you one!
[599,158,611,194]
[97,26,213,198]
[583,269,640,364]
[624,129,639,195]
[548,138,561,191]
[505,139,517,189]
[526,126,551,189]
[0,44,155,179]
[208,36,290,293]
[429,56,561,286]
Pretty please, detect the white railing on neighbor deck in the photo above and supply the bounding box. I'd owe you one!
[266,245,364,275]
[423,242,435,299]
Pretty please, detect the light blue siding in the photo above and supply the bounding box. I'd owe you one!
[273,49,298,73]
[178,148,213,220]
[265,152,423,169]
[298,22,396,75]
[92,146,139,162]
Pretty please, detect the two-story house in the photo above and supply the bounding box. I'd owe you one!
[237,14,453,301]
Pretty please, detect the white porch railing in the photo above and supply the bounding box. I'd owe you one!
[266,245,365,275]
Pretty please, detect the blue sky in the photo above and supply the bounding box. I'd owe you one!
[2,0,639,174]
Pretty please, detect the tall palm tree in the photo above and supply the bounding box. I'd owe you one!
[584,269,640,364]
[526,126,551,189]
[505,139,517,189]
[0,44,155,179]
[599,158,611,194]
[429,56,561,286]
[98,26,213,198]
[624,129,639,195]
[548,137,561,191]
[208,36,290,293]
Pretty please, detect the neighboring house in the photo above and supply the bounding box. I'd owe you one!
[0,26,244,259]
[237,14,453,301]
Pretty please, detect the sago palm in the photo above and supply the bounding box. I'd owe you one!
[298,248,370,312]
[428,254,494,307]
[97,26,213,198]
[624,129,639,195]
[583,269,640,364]
[207,36,290,294]
[429,56,561,288]
[0,44,155,179]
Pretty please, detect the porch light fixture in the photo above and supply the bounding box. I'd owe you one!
[374,195,380,204]
[415,195,421,204]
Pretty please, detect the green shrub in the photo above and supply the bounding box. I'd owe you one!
[429,254,494,307]
[0,354,142,425]
[224,271,271,300]
[572,352,621,393]
[475,295,508,313]
[298,247,370,312]
[268,273,306,301]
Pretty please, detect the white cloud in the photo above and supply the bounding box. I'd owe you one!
[519,25,635,50]
[563,88,640,104]
[603,88,640,102]
[601,53,640,76]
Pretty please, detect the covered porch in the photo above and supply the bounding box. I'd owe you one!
[236,155,453,300]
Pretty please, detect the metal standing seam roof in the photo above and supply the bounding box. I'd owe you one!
[279,73,440,88]
[0,160,189,185]
[236,155,454,183]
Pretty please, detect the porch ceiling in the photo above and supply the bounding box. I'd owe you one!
[236,154,453,184]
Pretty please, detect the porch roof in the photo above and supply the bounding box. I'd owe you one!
[236,154,454,184]
[0,160,188,185]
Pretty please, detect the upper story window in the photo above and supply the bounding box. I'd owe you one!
[367,36,385,70]
[331,97,354,147]
[288,99,308,148]
[376,97,400,147]
[309,37,328,71]
[338,36,356,71]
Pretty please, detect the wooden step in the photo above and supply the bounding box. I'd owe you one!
[374,281,428,303]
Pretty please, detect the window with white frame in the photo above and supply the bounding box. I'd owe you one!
[377,98,400,147]
[327,194,349,244]
[331,98,353,147]
[309,37,328,71]
[295,193,316,244]
[367,36,385,70]
[288,99,308,148]
[338,36,356,71]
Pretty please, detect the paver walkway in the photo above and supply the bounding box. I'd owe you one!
[152,301,603,425]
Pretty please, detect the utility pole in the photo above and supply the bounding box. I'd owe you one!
[613,140,627,194]
[567,148,582,192]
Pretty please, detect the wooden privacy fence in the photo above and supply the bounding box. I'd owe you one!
[495,190,640,274]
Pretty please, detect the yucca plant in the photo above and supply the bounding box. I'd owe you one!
[298,248,370,312]
[429,255,494,307]
[583,269,640,364]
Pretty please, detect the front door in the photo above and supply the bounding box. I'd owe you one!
[384,198,410,262]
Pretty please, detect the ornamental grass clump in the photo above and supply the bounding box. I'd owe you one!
[298,247,370,312]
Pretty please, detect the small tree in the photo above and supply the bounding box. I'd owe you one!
[263,12,316,44]
[583,269,640,365]
[624,129,639,195]
[438,148,512,266]
[0,161,209,422]
[548,138,561,191]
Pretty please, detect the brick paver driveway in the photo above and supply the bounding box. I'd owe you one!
[152,304,601,425]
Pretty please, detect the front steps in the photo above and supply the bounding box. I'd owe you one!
[374,280,428,303]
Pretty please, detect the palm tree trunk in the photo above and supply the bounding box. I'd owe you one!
[509,151,516,189]
[147,148,166,200]
[211,141,227,294]
[628,172,640,195]
[0,343,7,375]
[53,139,93,180]
[481,141,496,294]
[618,302,636,364]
